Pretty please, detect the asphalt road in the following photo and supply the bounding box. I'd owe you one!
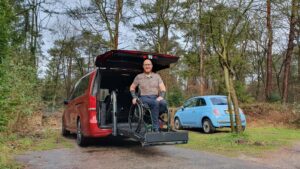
[16,136,276,169]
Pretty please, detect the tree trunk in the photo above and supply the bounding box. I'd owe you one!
[219,38,242,133]
[265,0,273,100]
[66,57,73,98]
[298,47,300,81]
[229,77,242,132]
[282,0,297,103]
[224,66,234,132]
[199,0,205,96]
[114,0,123,50]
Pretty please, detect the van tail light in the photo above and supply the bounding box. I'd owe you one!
[89,115,97,124]
[88,107,97,123]
[213,109,221,117]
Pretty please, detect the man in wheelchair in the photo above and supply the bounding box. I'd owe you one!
[129,59,167,132]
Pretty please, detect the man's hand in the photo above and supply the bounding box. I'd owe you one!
[156,96,164,102]
[132,98,137,105]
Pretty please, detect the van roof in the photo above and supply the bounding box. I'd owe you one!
[95,50,179,72]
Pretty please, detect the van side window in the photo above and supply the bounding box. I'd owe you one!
[91,72,99,96]
[73,76,90,99]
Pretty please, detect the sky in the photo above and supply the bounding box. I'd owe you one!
[38,0,138,77]
[37,0,291,78]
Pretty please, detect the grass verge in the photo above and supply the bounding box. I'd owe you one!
[178,127,300,157]
[0,129,73,169]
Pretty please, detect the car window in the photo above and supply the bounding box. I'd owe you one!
[72,75,90,99]
[197,98,206,106]
[210,97,228,105]
[91,72,100,96]
[184,98,197,108]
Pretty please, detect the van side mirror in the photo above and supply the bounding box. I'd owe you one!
[64,100,69,105]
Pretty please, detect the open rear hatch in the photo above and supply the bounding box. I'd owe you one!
[95,50,188,146]
[95,50,179,72]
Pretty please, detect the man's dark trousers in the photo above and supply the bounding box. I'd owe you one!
[140,95,167,131]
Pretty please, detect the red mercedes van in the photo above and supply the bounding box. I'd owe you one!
[62,69,112,145]
[62,50,187,147]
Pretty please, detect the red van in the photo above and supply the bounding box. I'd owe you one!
[62,50,188,146]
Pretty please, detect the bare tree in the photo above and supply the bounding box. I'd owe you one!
[265,0,273,100]
[282,0,297,103]
[209,0,253,133]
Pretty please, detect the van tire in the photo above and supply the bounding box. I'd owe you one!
[77,119,88,147]
[62,118,70,136]
[174,118,182,130]
[202,118,215,134]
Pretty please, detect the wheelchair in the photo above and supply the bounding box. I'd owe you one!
[128,98,171,135]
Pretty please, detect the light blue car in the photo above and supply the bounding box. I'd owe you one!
[174,95,246,133]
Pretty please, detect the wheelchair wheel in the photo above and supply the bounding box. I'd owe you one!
[128,103,143,133]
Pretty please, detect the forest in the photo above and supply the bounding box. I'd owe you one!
[0,0,299,132]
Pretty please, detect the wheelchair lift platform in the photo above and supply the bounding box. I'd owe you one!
[116,123,188,146]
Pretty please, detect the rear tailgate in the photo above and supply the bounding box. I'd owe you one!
[95,50,179,71]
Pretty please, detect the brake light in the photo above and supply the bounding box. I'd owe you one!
[89,115,97,123]
[213,109,221,117]
[88,108,97,123]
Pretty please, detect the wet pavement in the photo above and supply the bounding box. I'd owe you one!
[16,136,275,169]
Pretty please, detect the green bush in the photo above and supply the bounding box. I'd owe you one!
[235,81,254,103]
[0,58,40,131]
[267,92,281,103]
[167,86,184,107]
[0,0,41,131]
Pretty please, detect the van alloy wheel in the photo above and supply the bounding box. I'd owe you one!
[77,120,87,146]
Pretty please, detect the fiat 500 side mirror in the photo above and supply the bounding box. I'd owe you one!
[181,106,184,111]
[64,100,69,105]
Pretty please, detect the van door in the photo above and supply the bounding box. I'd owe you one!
[64,84,79,132]
[70,75,90,130]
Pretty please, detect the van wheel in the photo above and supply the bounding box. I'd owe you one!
[174,118,182,130]
[77,120,88,147]
[62,118,70,136]
[202,118,215,134]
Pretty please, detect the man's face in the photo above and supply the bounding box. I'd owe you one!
[143,59,153,73]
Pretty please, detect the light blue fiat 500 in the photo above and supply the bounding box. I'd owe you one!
[174,95,246,133]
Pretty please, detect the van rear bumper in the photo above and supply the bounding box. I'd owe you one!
[85,123,112,137]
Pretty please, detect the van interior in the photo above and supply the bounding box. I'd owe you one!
[96,68,139,128]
